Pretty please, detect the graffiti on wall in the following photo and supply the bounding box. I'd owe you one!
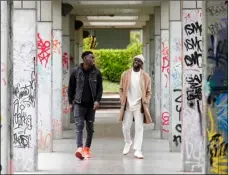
[37,23,52,152]
[12,9,37,171]
[170,21,182,151]
[154,36,161,130]
[52,30,63,139]
[62,37,70,128]
[206,1,228,174]
[182,10,204,172]
[161,31,170,138]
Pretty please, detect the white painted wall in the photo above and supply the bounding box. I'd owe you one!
[182,9,204,172]
[52,0,63,139]
[12,9,37,171]
[62,15,70,129]
[160,30,170,139]
[52,30,63,139]
[154,7,161,130]
[1,1,11,173]
[169,21,182,152]
[37,22,53,152]
[62,36,70,129]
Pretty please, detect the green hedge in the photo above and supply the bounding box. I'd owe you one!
[93,43,142,82]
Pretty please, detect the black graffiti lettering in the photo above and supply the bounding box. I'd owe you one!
[173,135,181,146]
[184,37,202,52]
[13,71,35,149]
[13,133,31,148]
[207,133,228,166]
[186,88,202,101]
[184,22,202,36]
[206,4,227,16]
[184,51,202,68]
[175,124,182,133]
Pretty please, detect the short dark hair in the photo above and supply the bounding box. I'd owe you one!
[81,51,93,59]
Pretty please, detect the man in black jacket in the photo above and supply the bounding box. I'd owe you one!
[68,51,103,160]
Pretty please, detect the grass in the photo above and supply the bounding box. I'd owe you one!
[103,79,119,93]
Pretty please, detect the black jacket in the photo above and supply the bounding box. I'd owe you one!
[68,64,103,105]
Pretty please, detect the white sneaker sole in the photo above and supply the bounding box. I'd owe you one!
[123,143,132,155]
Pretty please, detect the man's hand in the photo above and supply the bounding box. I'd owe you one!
[69,104,74,112]
[93,101,99,110]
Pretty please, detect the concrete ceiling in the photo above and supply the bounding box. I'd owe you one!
[62,0,160,28]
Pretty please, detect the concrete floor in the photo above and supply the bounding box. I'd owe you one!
[16,112,194,174]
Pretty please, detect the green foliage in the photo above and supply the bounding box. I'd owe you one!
[83,31,142,82]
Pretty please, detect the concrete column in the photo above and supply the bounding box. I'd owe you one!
[169,1,182,152]
[36,0,53,153]
[148,14,155,125]
[160,1,170,139]
[52,0,63,139]
[142,23,149,73]
[62,15,71,129]
[203,1,228,174]
[12,1,38,171]
[1,1,13,174]
[181,0,204,172]
[153,7,161,131]
[75,27,83,64]
[69,15,75,123]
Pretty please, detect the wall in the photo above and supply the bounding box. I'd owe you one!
[153,7,161,130]
[182,7,204,172]
[37,22,53,152]
[160,1,170,139]
[52,0,63,139]
[169,1,182,152]
[205,1,228,174]
[1,1,12,173]
[94,29,130,49]
[12,8,37,171]
[62,15,70,129]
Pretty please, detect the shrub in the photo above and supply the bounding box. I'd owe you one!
[93,43,142,82]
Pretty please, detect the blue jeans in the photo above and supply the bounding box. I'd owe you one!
[74,104,95,148]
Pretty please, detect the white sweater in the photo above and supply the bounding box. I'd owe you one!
[126,69,142,111]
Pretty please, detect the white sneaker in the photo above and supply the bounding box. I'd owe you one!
[134,150,144,159]
[123,142,132,155]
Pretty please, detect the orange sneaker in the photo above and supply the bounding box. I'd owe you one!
[83,147,91,158]
[75,147,84,160]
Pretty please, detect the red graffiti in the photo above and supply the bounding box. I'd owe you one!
[62,85,69,114]
[38,130,52,150]
[162,112,169,132]
[52,119,62,131]
[62,52,69,70]
[70,56,74,64]
[53,39,61,54]
[1,62,6,86]
[37,33,51,67]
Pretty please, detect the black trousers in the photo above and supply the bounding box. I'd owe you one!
[74,104,95,148]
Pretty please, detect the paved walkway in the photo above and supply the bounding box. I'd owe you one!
[15,114,195,174]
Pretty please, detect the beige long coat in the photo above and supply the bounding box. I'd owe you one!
[119,68,153,124]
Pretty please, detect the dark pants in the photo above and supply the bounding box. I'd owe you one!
[74,104,95,148]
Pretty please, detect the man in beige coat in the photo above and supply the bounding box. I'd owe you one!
[119,54,152,159]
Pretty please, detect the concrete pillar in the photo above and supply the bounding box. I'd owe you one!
[1,1,13,174]
[148,14,155,125]
[37,0,53,152]
[142,23,149,73]
[203,1,228,174]
[62,15,71,129]
[75,27,83,64]
[169,1,182,152]
[69,15,75,123]
[52,0,63,139]
[153,7,161,131]
[12,1,38,171]
[181,0,204,172]
[160,1,170,139]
